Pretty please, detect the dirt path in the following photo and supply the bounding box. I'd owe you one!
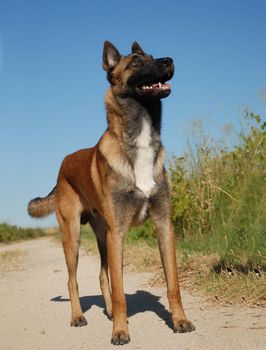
[0,237,265,350]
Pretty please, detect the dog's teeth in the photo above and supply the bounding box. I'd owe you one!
[142,84,160,91]
[141,82,171,91]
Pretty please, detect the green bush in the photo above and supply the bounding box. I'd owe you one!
[127,219,156,246]
[0,223,46,243]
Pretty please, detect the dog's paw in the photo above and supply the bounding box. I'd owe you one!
[111,330,130,345]
[70,316,88,327]
[103,308,113,320]
[173,318,195,333]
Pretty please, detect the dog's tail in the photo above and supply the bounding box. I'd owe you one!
[28,187,56,218]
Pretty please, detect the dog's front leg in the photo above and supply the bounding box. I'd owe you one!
[156,221,195,333]
[107,228,130,345]
[149,179,195,334]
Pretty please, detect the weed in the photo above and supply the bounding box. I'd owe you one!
[169,109,266,271]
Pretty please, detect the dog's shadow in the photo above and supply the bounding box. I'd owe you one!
[51,290,172,329]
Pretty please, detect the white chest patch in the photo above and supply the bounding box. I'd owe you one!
[134,119,155,198]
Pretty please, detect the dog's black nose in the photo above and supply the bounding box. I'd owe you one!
[162,57,173,66]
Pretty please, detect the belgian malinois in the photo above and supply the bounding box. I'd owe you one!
[28,41,195,345]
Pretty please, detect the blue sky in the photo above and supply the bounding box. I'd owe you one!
[0,0,265,227]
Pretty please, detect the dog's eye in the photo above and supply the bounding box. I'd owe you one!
[131,60,139,67]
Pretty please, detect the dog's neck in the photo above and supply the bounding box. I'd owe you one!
[118,95,162,135]
[105,89,162,142]
[105,89,163,197]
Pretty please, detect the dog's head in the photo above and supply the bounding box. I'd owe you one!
[102,41,174,99]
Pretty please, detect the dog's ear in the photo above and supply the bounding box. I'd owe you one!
[131,41,145,55]
[102,41,121,71]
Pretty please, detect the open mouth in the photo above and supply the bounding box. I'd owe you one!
[136,81,171,96]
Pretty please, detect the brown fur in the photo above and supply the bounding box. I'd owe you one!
[28,187,56,217]
[28,41,194,345]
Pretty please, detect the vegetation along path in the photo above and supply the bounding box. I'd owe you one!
[0,237,265,350]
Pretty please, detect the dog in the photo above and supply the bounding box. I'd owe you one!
[28,41,195,345]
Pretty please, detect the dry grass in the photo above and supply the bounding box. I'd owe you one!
[79,221,266,307]
[177,252,266,306]
[123,243,161,273]
[0,250,27,272]
[201,270,266,306]
[122,242,266,307]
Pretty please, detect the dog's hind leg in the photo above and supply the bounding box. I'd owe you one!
[56,189,87,327]
[88,213,112,320]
